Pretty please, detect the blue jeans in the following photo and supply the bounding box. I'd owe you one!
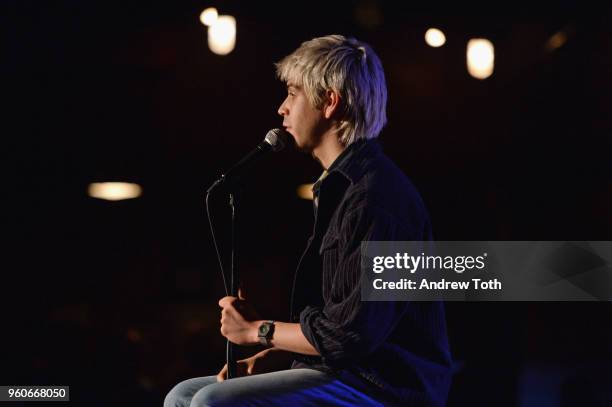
[164,368,386,406]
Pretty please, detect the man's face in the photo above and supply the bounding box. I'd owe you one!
[277,84,326,152]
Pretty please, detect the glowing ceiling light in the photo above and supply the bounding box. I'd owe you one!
[296,184,314,200]
[467,38,495,79]
[199,7,218,26]
[208,15,236,55]
[425,28,446,47]
[88,182,142,201]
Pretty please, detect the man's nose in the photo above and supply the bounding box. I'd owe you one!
[277,100,288,116]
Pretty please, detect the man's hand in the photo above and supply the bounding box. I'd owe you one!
[218,293,320,356]
[218,296,261,345]
[216,348,294,382]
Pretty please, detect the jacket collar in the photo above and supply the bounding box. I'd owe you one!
[327,139,381,185]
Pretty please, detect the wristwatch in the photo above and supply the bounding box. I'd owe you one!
[257,320,275,347]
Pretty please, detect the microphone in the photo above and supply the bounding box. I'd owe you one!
[207,128,290,193]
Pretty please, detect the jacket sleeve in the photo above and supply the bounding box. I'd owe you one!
[299,204,425,368]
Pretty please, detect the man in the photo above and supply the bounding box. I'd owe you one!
[165,34,453,407]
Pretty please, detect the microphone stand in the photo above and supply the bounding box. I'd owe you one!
[206,178,239,380]
[227,191,239,379]
[205,129,288,379]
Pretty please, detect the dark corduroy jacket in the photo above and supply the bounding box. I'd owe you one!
[290,139,453,406]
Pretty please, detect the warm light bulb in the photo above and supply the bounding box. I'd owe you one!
[296,184,314,200]
[546,31,568,51]
[199,8,218,26]
[88,182,142,201]
[208,15,236,55]
[467,38,495,79]
[425,28,446,47]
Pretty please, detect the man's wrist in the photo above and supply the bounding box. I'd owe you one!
[252,320,265,345]
[256,320,276,347]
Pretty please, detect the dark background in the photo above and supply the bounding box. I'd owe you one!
[3,0,612,405]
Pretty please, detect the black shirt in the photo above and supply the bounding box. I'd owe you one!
[290,139,453,406]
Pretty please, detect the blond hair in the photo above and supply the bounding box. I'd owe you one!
[275,35,387,146]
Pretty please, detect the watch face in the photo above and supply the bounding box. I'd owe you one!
[259,324,270,336]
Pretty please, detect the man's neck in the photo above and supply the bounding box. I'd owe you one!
[312,132,345,170]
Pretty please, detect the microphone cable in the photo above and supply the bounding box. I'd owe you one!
[203,128,289,297]
[205,187,229,296]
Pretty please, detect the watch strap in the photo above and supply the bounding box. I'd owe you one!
[258,320,275,347]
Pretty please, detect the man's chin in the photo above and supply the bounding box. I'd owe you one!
[293,138,313,154]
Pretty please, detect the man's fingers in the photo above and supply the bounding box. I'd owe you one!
[218,296,237,308]
[243,357,257,375]
[217,361,253,382]
[216,364,228,382]
[238,361,249,376]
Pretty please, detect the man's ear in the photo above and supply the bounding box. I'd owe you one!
[323,89,341,119]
